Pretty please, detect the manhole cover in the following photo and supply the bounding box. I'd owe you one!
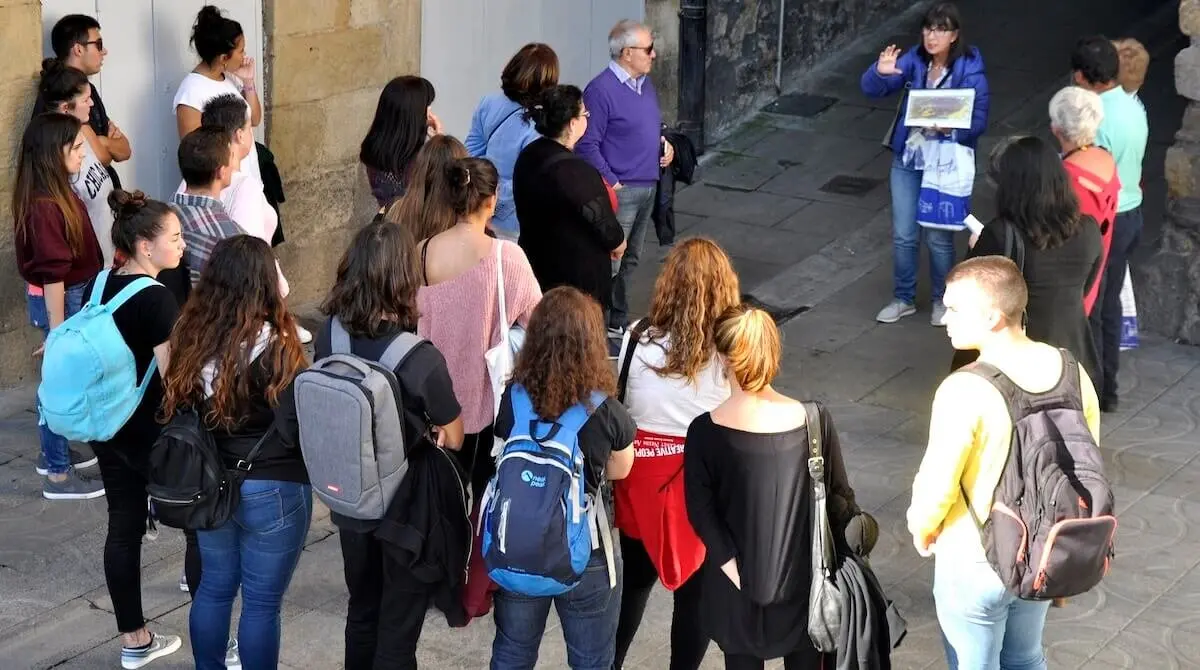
[762,93,838,118]
[818,175,882,197]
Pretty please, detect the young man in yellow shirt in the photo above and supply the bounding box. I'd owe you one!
[908,256,1101,669]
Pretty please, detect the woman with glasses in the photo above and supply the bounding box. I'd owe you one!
[861,1,990,328]
[513,85,625,309]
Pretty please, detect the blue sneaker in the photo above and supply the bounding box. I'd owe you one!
[120,632,181,669]
[36,448,97,475]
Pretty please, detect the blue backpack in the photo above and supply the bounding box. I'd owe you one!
[38,270,162,442]
[480,385,615,597]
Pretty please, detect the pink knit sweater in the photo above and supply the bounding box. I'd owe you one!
[417,240,542,433]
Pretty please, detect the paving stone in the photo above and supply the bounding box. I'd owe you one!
[683,217,825,266]
[674,183,809,227]
[699,151,788,191]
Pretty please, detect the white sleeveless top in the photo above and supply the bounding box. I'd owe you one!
[173,72,261,181]
[71,137,114,266]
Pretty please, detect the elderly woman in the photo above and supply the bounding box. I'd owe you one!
[861,2,990,328]
[1049,86,1119,316]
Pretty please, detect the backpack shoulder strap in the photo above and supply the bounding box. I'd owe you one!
[87,269,112,307]
[556,392,607,436]
[1050,348,1085,404]
[617,319,649,404]
[378,331,425,371]
[330,317,351,354]
[104,276,163,312]
[959,361,1027,423]
[508,384,537,440]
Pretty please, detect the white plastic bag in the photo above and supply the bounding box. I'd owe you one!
[916,139,975,232]
[1119,268,1138,351]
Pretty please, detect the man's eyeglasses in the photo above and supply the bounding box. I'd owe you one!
[83,39,105,51]
[627,42,655,55]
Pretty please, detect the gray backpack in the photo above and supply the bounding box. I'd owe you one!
[962,349,1117,600]
[294,318,424,519]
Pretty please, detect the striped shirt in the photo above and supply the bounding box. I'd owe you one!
[170,192,243,286]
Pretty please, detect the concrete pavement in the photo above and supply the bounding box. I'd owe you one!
[0,0,1194,668]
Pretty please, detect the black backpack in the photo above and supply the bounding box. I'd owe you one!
[147,408,275,531]
[961,349,1117,600]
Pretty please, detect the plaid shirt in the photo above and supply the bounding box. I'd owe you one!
[170,192,244,286]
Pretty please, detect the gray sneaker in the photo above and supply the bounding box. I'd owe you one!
[875,300,916,324]
[42,468,105,501]
[121,632,182,669]
[931,300,948,327]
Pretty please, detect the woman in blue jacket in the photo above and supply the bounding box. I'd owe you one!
[861,2,988,327]
[465,43,559,241]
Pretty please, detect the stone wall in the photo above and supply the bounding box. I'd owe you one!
[646,0,681,125]
[265,0,422,305]
[0,0,52,385]
[1143,0,1200,342]
[705,0,926,141]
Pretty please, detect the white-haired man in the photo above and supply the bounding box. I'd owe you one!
[577,19,675,341]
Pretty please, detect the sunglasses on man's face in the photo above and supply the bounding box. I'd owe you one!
[83,39,104,51]
[628,42,655,55]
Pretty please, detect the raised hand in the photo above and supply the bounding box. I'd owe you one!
[876,45,902,76]
[232,56,256,84]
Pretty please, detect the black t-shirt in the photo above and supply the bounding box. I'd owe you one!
[493,385,636,522]
[85,271,179,451]
[313,318,462,530]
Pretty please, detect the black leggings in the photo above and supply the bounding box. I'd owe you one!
[91,443,151,633]
[613,534,708,670]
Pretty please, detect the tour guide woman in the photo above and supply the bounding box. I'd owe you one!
[861,1,989,328]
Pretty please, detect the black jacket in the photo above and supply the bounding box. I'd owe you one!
[256,141,287,246]
[834,553,907,670]
[375,445,471,627]
[652,130,699,246]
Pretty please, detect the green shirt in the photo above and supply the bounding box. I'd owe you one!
[1095,86,1149,212]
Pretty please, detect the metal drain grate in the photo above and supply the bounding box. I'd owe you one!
[818,175,883,197]
[762,93,838,118]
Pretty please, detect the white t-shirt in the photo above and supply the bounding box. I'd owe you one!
[173,72,261,181]
[618,329,731,437]
[71,136,115,266]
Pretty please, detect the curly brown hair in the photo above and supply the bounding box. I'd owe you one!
[643,237,740,381]
[510,286,615,418]
[162,236,307,429]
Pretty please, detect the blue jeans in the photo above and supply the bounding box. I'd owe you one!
[491,553,623,670]
[890,159,956,304]
[934,558,1051,670]
[609,186,656,329]
[29,283,87,475]
[190,479,313,670]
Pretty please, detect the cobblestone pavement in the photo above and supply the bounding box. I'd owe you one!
[0,1,1193,668]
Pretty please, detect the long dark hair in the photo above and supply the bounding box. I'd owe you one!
[322,221,421,338]
[162,236,306,429]
[37,58,89,111]
[384,135,468,242]
[190,5,243,66]
[445,157,498,218]
[917,2,967,63]
[360,76,436,177]
[992,136,1082,251]
[13,113,87,257]
[511,287,615,418]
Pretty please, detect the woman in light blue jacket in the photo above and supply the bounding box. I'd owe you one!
[465,43,559,241]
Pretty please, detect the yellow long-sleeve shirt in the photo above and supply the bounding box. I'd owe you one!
[907,353,1101,560]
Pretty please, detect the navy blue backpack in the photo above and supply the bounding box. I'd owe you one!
[480,384,614,597]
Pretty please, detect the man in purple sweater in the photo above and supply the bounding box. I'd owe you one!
[577,19,675,338]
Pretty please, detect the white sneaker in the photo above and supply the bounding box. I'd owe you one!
[295,324,313,344]
[120,632,182,669]
[875,300,916,324]
[226,638,241,670]
[931,301,948,327]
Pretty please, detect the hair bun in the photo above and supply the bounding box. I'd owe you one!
[40,58,64,77]
[108,189,148,219]
[445,163,470,190]
[196,4,224,25]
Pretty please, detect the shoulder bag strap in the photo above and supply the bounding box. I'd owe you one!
[494,241,510,346]
[805,402,836,575]
[616,319,649,404]
[485,107,525,148]
[234,425,278,473]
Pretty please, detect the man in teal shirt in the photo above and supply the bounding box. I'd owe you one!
[1071,35,1149,413]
